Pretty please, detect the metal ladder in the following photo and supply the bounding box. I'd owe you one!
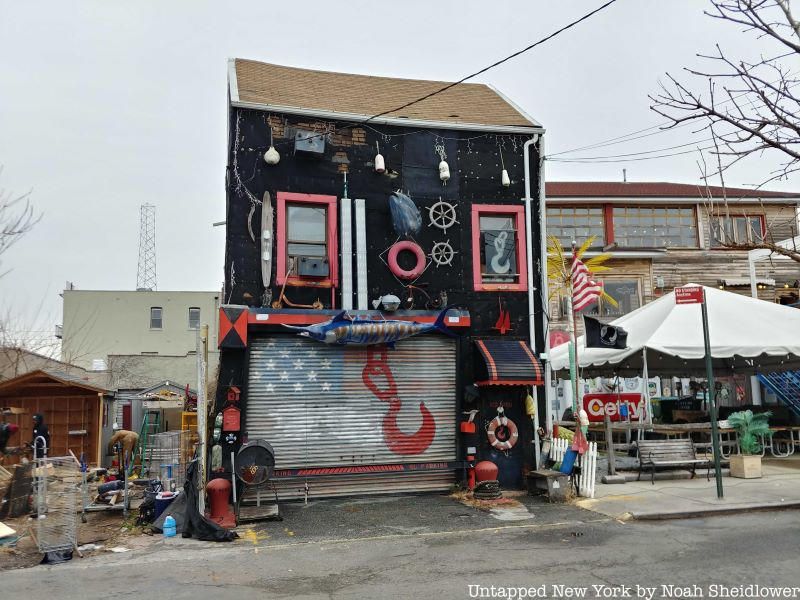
[756,371,800,416]
[128,410,161,476]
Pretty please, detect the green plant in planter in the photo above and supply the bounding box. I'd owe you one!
[727,410,772,455]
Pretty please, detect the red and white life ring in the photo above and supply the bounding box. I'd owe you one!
[388,241,426,280]
[487,414,519,451]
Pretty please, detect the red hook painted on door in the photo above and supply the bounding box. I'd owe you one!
[362,347,436,455]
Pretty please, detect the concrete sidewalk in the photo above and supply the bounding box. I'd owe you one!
[576,459,800,520]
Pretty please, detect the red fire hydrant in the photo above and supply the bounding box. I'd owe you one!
[206,478,231,521]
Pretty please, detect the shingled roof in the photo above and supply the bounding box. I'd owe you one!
[546,181,800,199]
[230,59,541,132]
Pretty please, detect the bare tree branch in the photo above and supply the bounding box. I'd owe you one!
[650,1,800,183]
[0,167,40,278]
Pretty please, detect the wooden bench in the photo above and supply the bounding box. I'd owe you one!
[637,439,711,484]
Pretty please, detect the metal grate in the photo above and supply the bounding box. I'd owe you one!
[34,456,80,553]
[147,430,191,489]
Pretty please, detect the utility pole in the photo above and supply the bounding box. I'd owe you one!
[197,325,209,513]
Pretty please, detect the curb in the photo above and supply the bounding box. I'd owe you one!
[631,501,800,520]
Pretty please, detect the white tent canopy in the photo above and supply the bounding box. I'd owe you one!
[548,285,800,376]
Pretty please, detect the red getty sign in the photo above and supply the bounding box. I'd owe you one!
[582,393,646,422]
[675,286,705,304]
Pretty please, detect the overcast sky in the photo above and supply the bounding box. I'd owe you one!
[0,0,794,348]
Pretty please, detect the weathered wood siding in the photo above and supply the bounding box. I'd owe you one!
[547,203,800,336]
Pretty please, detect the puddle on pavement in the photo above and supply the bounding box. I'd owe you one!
[488,504,535,521]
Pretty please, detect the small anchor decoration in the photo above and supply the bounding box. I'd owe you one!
[493,299,511,335]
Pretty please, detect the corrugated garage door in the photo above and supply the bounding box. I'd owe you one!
[246,335,457,498]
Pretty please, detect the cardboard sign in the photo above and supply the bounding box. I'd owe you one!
[582,393,646,422]
[675,286,704,304]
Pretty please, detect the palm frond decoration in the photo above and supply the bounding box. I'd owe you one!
[727,410,773,455]
[546,235,618,308]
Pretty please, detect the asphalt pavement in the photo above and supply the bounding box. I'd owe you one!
[3,497,799,600]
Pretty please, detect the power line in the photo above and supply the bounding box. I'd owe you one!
[548,138,716,161]
[547,144,715,163]
[363,0,620,125]
[549,78,800,157]
[266,0,619,151]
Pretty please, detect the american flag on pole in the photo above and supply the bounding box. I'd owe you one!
[571,255,602,312]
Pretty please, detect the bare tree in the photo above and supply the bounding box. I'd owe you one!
[651,0,800,185]
[695,149,800,262]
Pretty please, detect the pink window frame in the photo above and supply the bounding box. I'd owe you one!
[276,191,338,288]
[471,204,528,292]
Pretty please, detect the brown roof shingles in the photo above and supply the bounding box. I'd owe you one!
[546,181,800,199]
[232,59,539,129]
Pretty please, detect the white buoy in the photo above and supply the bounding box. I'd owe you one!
[374,141,385,173]
[501,169,510,187]
[264,146,280,165]
[439,160,450,183]
[264,126,280,165]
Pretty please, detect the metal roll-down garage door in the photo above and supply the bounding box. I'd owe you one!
[246,335,457,499]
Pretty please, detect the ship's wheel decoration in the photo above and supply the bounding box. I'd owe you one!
[428,201,458,231]
[430,241,456,267]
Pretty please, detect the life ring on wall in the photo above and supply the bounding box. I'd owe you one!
[388,241,426,280]
[487,414,519,451]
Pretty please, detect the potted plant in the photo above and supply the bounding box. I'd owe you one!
[727,410,772,478]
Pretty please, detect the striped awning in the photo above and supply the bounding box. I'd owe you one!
[475,340,544,386]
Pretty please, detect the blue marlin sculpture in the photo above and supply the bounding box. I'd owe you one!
[284,308,458,346]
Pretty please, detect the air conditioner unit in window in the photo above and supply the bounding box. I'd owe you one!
[296,256,330,277]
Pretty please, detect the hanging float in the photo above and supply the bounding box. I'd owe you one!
[487,407,518,451]
[388,240,427,280]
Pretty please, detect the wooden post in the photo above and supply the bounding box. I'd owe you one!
[604,413,616,476]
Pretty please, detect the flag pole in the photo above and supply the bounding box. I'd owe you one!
[568,242,580,417]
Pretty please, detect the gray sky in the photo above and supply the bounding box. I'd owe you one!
[0,0,795,348]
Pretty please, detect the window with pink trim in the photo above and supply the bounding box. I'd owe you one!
[276,192,338,288]
[471,204,528,292]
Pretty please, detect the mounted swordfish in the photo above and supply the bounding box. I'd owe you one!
[284,307,458,346]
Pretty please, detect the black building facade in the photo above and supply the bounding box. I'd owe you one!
[216,59,547,498]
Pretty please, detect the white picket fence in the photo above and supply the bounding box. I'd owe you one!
[551,437,569,463]
[579,442,598,499]
[548,437,597,499]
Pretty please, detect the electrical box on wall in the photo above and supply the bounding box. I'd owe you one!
[294,129,326,155]
[296,256,330,277]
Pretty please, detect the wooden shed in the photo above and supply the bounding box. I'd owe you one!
[0,369,109,465]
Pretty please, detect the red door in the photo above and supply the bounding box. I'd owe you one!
[122,404,131,431]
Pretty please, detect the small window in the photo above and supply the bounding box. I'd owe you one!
[276,192,338,287]
[150,307,163,329]
[471,204,528,292]
[711,215,764,247]
[188,307,201,329]
[546,206,606,247]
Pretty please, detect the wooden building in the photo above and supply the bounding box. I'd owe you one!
[545,181,800,335]
[0,369,111,465]
[544,181,800,413]
[216,59,547,496]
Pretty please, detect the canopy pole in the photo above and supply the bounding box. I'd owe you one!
[642,348,652,427]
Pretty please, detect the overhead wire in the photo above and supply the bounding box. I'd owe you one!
[548,78,800,158]
[262,0,619,150]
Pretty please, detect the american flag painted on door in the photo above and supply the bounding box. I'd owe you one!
[246,335,457,471]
